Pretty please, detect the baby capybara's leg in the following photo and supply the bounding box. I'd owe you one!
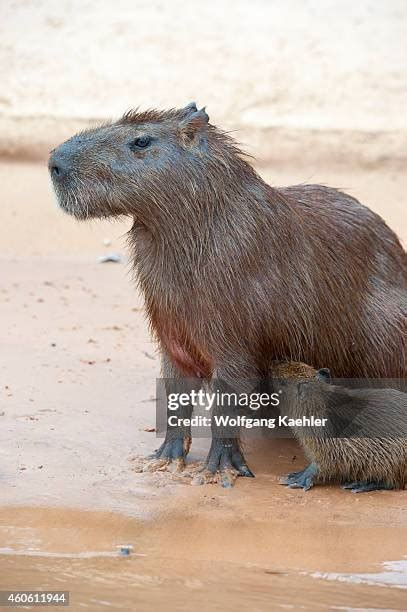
[341,481,396,493]
[280,462,319,491]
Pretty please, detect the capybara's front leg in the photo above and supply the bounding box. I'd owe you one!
[133,354,200,474]
[146,394,193,473]
[191,369,254,487]
[280,462,318,491]
[191,437,254,488]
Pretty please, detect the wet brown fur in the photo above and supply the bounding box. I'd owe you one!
[271,361,406,489]
[49,104,406,398]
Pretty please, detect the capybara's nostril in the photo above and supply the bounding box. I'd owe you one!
[51,164,62,177]
[48,152,69,181]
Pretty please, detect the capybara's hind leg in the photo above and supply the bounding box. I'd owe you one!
[341,481,395,493]
[280,462,318,491]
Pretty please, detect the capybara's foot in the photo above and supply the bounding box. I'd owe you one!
[132,435,191,474]
[190,438,254,488]
[341,481,395,493]
[280,462,318,491]
[190,467,237,488]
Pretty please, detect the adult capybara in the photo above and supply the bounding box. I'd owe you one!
[49,103,407,486]
[271,360,406,492]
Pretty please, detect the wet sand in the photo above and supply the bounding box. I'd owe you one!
[1,502,406,610]
[1,160,406,610]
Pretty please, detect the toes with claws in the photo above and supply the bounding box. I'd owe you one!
[341,480,395,493]
[132,436,191,474]
[280,462,318,491]
[190,438,254,488]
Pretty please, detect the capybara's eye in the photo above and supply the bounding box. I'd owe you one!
[129,136,151,150]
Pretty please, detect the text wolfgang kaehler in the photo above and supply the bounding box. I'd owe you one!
[166,389,328,429]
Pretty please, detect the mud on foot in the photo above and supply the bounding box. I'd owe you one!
[131,436,191,474]
[185,438,254,488]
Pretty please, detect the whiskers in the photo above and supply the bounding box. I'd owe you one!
[51,175,99,220]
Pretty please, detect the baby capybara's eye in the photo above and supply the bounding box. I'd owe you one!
[129,136,152,150]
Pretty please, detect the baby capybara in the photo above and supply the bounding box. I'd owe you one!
[271,361,406,492]
[49,103,406,486]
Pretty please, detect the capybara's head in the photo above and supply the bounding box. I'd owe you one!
[49,102,208,220]
[270,361,331,405]
[49,102,251,223]
[271,361,331,383]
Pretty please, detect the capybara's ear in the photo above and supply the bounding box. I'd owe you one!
[181,102,198,116]
[179,107,209,146]
[316,368,331,383]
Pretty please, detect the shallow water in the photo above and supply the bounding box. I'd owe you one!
[1,507,406,611]
[310,558,407,590]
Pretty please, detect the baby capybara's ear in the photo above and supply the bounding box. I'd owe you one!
[316,368,331,383]
[179,107,209,146]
